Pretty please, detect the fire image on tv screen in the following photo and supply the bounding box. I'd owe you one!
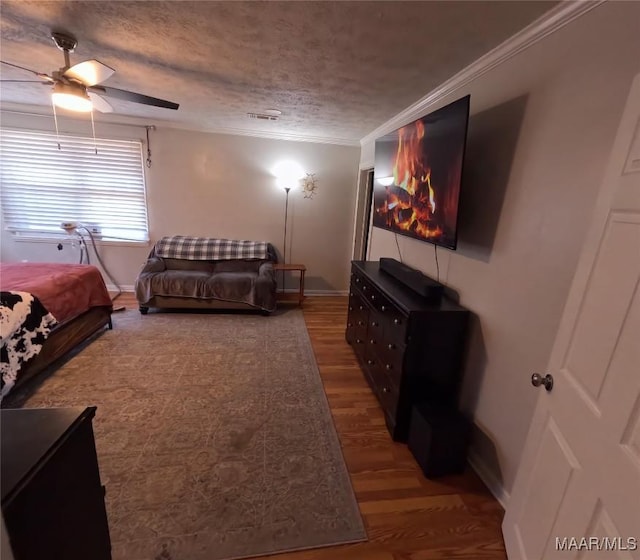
[373,95,470,250]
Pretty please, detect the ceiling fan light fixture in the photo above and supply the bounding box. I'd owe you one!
[51,82,93,112]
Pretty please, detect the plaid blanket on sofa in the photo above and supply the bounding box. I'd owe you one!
[155,236,270,260]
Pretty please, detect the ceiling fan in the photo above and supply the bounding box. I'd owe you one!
[0,31,179,113]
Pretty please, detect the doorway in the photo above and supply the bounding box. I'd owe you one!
[352,168,374,261]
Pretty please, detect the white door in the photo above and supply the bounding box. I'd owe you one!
[503,74,640,559]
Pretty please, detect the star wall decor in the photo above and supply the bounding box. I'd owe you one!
[301,173,318,199]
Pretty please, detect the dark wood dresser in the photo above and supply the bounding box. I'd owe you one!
[1,406,111,560]
[346,260,470,441]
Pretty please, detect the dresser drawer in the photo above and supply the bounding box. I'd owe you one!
[353,270,385,307]
[384,309,409,345]
[378,340,405,388]
[346,291,368,351]
[372,365,399,420]
[367,309,385,343]
[351,269,369,296]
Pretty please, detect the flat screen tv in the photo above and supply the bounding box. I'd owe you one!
[373,95,470,250]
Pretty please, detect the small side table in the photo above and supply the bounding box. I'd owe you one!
[273,263,306,307]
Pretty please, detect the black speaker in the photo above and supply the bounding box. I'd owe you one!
[408,403,471,478]
[379,258,443,301]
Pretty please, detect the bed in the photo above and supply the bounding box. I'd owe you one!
[0,263,113,398]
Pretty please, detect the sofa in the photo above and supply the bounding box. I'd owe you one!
[135,237,278,314]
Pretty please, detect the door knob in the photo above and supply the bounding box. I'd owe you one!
[531,373,554,392]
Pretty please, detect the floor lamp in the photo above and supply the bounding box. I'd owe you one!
[282,186,291,293]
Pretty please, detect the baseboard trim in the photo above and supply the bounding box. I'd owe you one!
[284,289,349,296]
[467,449,510,510]
[107,284,135,293]
[108,286,348,297]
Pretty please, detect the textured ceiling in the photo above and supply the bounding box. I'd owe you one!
[0,1,557,144]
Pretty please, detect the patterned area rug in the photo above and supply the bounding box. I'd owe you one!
[9,308,367,560]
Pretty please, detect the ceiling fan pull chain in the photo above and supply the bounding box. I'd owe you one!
[145,126,153,168]
[90,109,98,155]
[51,99,61,150]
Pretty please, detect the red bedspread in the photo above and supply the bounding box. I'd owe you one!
[0,263,112,324]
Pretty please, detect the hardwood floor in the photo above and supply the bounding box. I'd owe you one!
[116,293,507,559]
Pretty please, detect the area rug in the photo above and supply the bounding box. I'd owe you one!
[8,308,367,560]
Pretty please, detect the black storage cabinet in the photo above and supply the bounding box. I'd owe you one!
[408,403,471,478]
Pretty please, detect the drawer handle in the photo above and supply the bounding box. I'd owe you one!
[371,321,378,327]
[356,338,363,344]
[370,339,375,344]
[358,321,364,326]
[349,292,354,297]
[371,295,376,301]
[382,387,390,393]
[347,323,353,328]
[359,306,364,311]
[388,343,395,350]
[349,306,353,311]
[367,359,374,365]
[363,285,368,291]
[381,305,386,312]
[355,278,360,283]
[394,318,401,326]
[385,364,392,371]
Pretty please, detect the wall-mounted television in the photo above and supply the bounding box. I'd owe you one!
[373,95,470,250]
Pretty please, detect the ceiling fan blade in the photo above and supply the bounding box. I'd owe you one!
[88,85,179,110]
[1,60,53,82]
[63,59,115,87]
[87,91,113,113]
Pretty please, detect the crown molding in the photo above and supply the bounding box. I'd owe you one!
[360,0,606,147]
[0,103,360,147]
[166,123,360,147]
[0,103,163,132]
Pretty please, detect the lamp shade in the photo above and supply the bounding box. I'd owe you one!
[272,160,304,190]
[52,82,93,112]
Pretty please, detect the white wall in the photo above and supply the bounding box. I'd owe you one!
[0,115,360,292]
[361,1,640,497]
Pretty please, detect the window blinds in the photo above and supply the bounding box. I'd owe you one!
[0,128,149,242]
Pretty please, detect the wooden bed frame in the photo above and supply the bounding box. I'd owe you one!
[12,306,112,391]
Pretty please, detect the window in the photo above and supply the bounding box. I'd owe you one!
[0,128,149,242]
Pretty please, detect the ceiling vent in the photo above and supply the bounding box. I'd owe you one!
[247,109,282,121]
[247,113,278,121]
